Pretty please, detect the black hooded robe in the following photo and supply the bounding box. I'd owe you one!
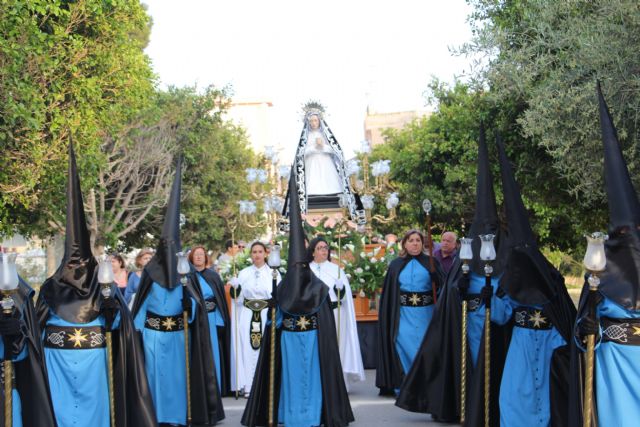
[0,280,57,427]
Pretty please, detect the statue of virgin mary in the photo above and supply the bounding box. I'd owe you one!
[287,102,364,224]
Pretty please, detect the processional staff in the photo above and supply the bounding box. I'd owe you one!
[177,252,193,427]
[581,232,607,427]
[97,256,117,427]
[479,234,496,427]
[267,244,282,427]
[0,252,19,427]
[422,199,437,304]
[458,238,474,424]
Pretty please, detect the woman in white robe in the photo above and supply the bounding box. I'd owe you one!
[308,236,366,391]
[229,241,281,397]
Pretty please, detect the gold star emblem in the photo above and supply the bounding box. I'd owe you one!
[409,293,421,306]
[296,316,310,331]
[68,328,88,348]
[528,310,547,328]
[633,326,640,336]
[162,317,177,331]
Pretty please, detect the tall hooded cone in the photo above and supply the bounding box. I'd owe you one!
[467,124,506,275]
[597,81,640,230]
[497,135,562,305]
[594,82,640,310]
[145,156,183,288]
[277,168,328,315]
[38,140,101,323]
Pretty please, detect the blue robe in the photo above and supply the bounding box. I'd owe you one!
[276,308,323,427]
[133,282,196,425]
[395,259,434,374]
[0,332,27,427]
[124,273,140,304]
[466,272,508,366]
[196,272,225,391]
[494,299,566,427]
[43,311,121,427]
[582,296,640,427]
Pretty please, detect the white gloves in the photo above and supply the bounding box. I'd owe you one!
[229,277,240,288]
[335,276,347,290]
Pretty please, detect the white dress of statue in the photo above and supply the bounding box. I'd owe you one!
[304,113,343,196]
[310,260,366,390]
[230,263,281,395]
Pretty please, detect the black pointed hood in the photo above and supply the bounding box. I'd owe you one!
[467,124,506,275]
[596,82,640,310]
[40,139,101,323]
[497,135,562,305]
[278,168,328,315]
[145,156,183,288]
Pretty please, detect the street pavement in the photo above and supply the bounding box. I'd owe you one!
[221,369,448,426]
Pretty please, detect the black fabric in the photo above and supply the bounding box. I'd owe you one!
[43,325,106,349]
[37,283,158,426]
[375,253,444,392]
[145,156,183,289]
[356,321,378,369]
[39,142,100,324]
[131,270,225,425]
[241,298,354,427]
[278,169,328,316]
[467,124,507,276]
[198,268,232,397]
[0,280,57,427]
[597,231,640,311]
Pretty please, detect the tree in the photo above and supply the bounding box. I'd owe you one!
[0,0,155,236]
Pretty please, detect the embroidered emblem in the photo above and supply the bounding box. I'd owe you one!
[634,326,640,336]
[528,310,547,328]
[146,317,161,330]
[162,317,177,331]
[89,331,106,347]
[515,311,527,326]
[296,316,310,330]
[468,298,481,312]
[47,331,67,347]
[603,323,629,343]
[68,328,88,348]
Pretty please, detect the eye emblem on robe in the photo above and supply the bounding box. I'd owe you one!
[296,315,311,331]
[409,293,421,306]
[68,328,89,348]
[528,311,547,328]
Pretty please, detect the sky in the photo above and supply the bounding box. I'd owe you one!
[143,0,476,161]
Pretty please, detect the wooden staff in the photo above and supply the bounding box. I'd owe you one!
[102,286,116,427]
[460,264,469,424]
[336,225,343,344]
[483,267,492,427]
[425,209,437,304]
[231,229,239,400]
[2,292,14,427]
[583,274,599,427]
[182,281,192,426]
[268,266,278,427]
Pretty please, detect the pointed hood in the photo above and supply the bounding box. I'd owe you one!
[598,81,640,230]
[596,82,640,310]
[40,139,101,323]
[467,124,506,275]
[497,135,562,305]
[145,156,183,288]
[278,168,328,315]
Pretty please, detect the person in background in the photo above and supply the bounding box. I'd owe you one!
[433,231,458,274]
[216,239,239,274]
[124,248,154,305]
[111,254,128,292]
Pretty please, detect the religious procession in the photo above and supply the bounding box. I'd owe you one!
[1,1,639,427]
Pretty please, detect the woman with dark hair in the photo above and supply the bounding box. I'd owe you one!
[229,241,280,398]
[190,245,231,396]
[308,236,365,391]
[376,229,444,395]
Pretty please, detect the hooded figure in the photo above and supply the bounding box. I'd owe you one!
[241,169,354,427]
[569,83,640,427]
[286,108,364,224]
[131,156,224,426]
[0,275,57,427]
[395,125,511,425]
[489,135,576,426]
[36,142,157,427]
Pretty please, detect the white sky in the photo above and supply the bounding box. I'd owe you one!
[143,0,475,160]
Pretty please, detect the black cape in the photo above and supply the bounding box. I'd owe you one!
[36,280,157,427]
[131,269,225,426]
[241,297,354,427]
[375,253,444,393]
[198,267,232,397]
[1,280,57,427]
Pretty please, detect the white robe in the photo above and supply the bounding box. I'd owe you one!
[304,130,343,196]
[310,260,366,390]
[230,263,280,393]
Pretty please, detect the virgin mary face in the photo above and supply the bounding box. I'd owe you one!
[308,115,320,130]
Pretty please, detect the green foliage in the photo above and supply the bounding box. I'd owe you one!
[0,0,155,237]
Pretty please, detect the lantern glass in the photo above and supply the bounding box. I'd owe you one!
[176,252,191,275]
[0,253,19,291]
[459,237,474,261]
[268,245,281,268]
[479,234,496,261]
[583,232,607,272]
[97,255,115,284]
